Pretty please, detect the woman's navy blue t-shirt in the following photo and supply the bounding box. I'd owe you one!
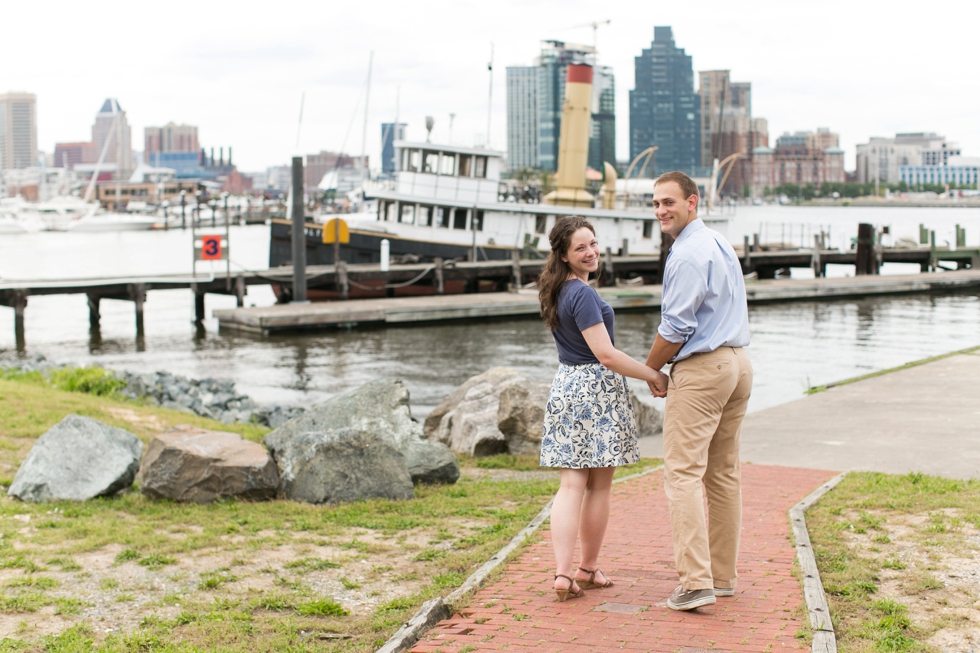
[552,279,615,365]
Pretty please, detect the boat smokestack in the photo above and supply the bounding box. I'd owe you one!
[544,64,595,207]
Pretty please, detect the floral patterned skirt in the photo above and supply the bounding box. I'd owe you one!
[540,363,640,468]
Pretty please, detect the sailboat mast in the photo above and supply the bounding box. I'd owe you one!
[361,51,374,176]
[486,43,494,147]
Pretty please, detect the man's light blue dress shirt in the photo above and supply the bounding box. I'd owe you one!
[658,218,751,362]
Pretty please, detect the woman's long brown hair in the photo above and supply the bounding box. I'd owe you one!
[538,216,602,331]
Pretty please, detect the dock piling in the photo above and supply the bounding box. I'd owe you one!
[855,223,876,275]
[811,235,823,278]
[130,284,146,335]
[290,157,308,303]
[742,235,752,274]
[336,261,349,301]
[87,294,101,330]
[510,250,522,291]
[194,290,206,323]
[621,238,629,257]
[235,276,246,307]
[434,258,445,294]
[12,291,27,347]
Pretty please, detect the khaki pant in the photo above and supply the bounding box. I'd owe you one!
[663,346,753,590]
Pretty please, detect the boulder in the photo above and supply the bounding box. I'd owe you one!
[8,414,143,503]
[266,379,458,486]
[497,380,551,456]
[138,426,279,503]
[424,367,526,456]
[264,427,414,504]
[630,389,664,438]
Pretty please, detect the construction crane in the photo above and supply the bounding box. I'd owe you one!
[560,19,611,51]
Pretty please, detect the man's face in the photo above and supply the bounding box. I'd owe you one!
[652,181,698,239]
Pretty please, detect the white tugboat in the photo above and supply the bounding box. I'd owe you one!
[270,63,727,269]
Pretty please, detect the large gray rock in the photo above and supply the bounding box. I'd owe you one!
[264,427,414,504]
[268,379,458,485]
[138,426,279,503]
[630,389,664,438]
[497,380,550,456]
[8,414,143,503]
[263,379,458,500]
[425,367,526,456]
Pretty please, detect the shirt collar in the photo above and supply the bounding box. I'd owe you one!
[673,217,705,246]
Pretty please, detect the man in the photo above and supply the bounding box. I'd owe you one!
[644,171,753,611]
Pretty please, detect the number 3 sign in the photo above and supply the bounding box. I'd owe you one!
[201,235,222,260]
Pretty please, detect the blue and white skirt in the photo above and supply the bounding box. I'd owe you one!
[540,363,640,468]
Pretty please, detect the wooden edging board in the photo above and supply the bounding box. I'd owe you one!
[790,472,847,653]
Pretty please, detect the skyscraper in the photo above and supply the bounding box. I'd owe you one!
[92,98,132,175]
[145,123,199,164]
[381,122,407,174]
[699,71,752,167]
[0,92,37,171]
[505,67,539,170]
[505,41,616,173]
[629,27,701,177]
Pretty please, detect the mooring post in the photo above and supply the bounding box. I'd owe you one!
[603,247,614,285]
[87,294,101,330]
[290,156,308,303]
[235,275,246,307]
[855,223,874,275]
[753,233,760,252]
[811,234,823,278]
[621,238,629,257]
[930,230,937,272]
[510,249,522,291]
[130,284,146,335]
[336,260,349,300]
[919,223,928,245]
[434,257,445,295]
[12,291,27,347]
[194,290,206,323]
[742,235,752,274]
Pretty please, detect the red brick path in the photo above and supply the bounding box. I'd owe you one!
[411,464,837,653]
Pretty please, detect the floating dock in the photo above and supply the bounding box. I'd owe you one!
[213,269,980,335]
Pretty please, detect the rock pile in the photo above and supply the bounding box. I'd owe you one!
[8,414,143,502]
[1,356,304,428]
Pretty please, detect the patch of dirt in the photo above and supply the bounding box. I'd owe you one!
[0,523,466,641]
[104,408,167,433]
[842,509,980,652]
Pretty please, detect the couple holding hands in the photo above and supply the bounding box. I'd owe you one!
[538,171,753,611]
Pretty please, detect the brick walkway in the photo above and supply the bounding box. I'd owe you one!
[411,464,837,653]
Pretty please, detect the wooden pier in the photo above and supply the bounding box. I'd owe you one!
[213,269,980,335]
[2,244,977,343]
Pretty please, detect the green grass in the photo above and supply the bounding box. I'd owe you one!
[806,346,980,394]
[0,368,662,651]
[807,471,980,651]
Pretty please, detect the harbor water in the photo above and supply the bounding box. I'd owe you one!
[1,206,978,417]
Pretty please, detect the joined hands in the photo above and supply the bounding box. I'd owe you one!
[647,369,668,398]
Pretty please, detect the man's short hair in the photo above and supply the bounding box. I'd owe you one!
[655,171,700,202]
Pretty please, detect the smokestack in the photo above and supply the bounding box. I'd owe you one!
[210,148,214,167]
[228,147,232,166]
[544,64,595,207]
[220,147,224,166]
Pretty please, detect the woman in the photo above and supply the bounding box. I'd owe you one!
[538,216,668,601]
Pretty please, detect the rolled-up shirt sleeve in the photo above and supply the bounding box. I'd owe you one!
[658,259,708,344]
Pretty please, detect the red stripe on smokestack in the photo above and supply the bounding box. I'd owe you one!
[566,64,593,84]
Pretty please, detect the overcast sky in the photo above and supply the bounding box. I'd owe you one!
[4,0,975,173]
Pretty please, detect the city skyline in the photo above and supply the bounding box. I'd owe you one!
[3,0,976,173]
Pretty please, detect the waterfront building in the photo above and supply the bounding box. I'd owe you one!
[53,142,96,169]
[746,127,845,196]
[504,41,615,173]
[381,123,407,174]
[145,123,199,164]
[629,26,702,177]
[0,92,38,171]
[698,71,751,167]
[91,98,133,177]
[304,152,367,192]
[505,66,539,170]
[856,132,961,184]
[900,156,980,188]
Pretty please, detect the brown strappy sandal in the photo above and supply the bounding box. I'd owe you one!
[577,567,614,589]
[554,574,585,602]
